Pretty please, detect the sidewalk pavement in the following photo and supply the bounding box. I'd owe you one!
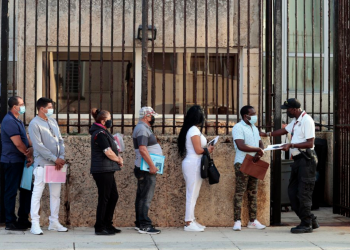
[1,225,350,250]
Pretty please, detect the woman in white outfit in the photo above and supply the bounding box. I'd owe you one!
[177,105,214,232]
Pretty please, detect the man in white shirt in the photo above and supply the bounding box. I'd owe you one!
[260,98,319,234]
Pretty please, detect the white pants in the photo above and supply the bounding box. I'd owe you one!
[30,167,62,224]
[182,157,203,222]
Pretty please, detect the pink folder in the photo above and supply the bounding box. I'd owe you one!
[44,165,67,183]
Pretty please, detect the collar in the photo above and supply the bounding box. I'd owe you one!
[138,120,150,128]
[296,111,306,122]
[240,120,255,127]
[95,123,106,129]
[8,111,21,121]
[37,115,49,122]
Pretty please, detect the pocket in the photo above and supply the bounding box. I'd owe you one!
[33,167,44,185]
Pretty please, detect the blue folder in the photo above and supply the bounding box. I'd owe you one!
[140,154,165,175]
[20,161,34,190]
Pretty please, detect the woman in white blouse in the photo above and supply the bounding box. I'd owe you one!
[177,105,214,232]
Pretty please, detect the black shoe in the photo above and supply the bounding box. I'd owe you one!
[106,226,121,234]
[291,225,313,234]
[17,221,31,229]
[95,229,116,235]
[5,222,28,231]
[312,216,320,229]
[138,226,161,235]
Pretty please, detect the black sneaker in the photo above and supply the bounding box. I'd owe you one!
[312,216,320,229]
[291,225,313,234]
[138,226,161,235]
[5,222,28,231]
[106,226,121,234]
[95,229,116,235]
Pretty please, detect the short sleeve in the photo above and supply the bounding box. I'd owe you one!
[2,119,21,137]
[188,126,201,138]
[285,120,294,133]
[232,124,244,140]
[303,116,315,139]
[95,132,110,150]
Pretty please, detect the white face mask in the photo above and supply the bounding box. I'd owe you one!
[249,115,258,125]
[45,108,54,118]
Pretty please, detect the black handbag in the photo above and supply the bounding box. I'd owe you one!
[208,158,220,185]
[201,148,210,179]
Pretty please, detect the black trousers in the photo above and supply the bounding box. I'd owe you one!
[288,151,317,226]
[92,172,119,232]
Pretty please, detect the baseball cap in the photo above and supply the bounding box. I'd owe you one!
[139,107,159,117]
[281,98,301,109]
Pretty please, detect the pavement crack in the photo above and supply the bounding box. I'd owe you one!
[217,227,242,250]
[73,242,76,250]
[150,235,160,250]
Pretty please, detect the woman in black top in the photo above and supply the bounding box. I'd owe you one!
[89,108,123,235]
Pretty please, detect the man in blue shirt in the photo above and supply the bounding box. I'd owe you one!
[231,105,266,231]
[0,96,33,230]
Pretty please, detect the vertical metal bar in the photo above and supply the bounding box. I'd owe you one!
[77,0,82,133]
[141,0,149,107]
[1,0,9,122]
[162,0,165,134]
[132,0,136,129]
[12,0,16,96]
[151,0,155,109]
[173,0,176,134]
[226,0,230,134]
[237,0,241,123]
[258,0,262,128]
[205,0,208,134]
[23,0,27,124]
[312,0,315,118]
[303,0,306,110]
[56,0,59,122]
[328,0,331,127]
[89,0,92,127]
[45,0,49,97]
[287,0,289,104]
[265,0,272,131]
[294,0,298,99]
[215,0,219,134]
[34,0,38,114]
[110,0,114,132]
[183,0,187,115]
[247,0,250,104]
[121,0,125,134]
[272,0,283,225]
[66,0,71,133]
[320,0,323,124]
[194,0,197,105]
[100,0,103,109]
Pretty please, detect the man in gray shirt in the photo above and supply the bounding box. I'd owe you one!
[28,98,68,235]
[133,107,162,235]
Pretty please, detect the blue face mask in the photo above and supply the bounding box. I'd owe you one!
[45,109,54,118]
[18,106,26,115]
[249,115,258,125]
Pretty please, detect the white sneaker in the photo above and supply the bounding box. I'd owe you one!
[247,219,266,230]
[184,221,204,232]
[48,221,68,232]
[30,223,43,235]
[194,220,206,229]
[233,220,241,231]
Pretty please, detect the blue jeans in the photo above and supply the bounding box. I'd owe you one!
[134,166,156,228]
[3,162,32,225]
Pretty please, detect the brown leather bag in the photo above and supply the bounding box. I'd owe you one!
[240,154,270,180]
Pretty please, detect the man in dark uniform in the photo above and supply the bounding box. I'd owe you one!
[260,98,319,233]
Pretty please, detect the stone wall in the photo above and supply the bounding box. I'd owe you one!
[37,135,271,228]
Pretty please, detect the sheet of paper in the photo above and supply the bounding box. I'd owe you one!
[264,143,285,151]
[208,136,220,146]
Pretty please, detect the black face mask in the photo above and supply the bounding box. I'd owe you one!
[150,116,155,126]
[105,119,113,128]
[287,110,295,118]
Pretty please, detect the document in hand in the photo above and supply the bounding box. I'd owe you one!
[44,164,67,183]
[140,154,165,175]
[240,155,270,180]
[264,144,284,151]
[20,162,34,190]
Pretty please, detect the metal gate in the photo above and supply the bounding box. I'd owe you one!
[333,0,350,218]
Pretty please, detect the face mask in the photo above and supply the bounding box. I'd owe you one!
[287,110,295,118]
[150,116,155,126]
[45,108,54,118]
[105,119,112,128]
[18,106,26,115]
[249,115,258,125]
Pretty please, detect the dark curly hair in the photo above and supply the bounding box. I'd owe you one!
[177,105,205,157]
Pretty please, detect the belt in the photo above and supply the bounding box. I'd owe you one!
[292,153,304,161]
